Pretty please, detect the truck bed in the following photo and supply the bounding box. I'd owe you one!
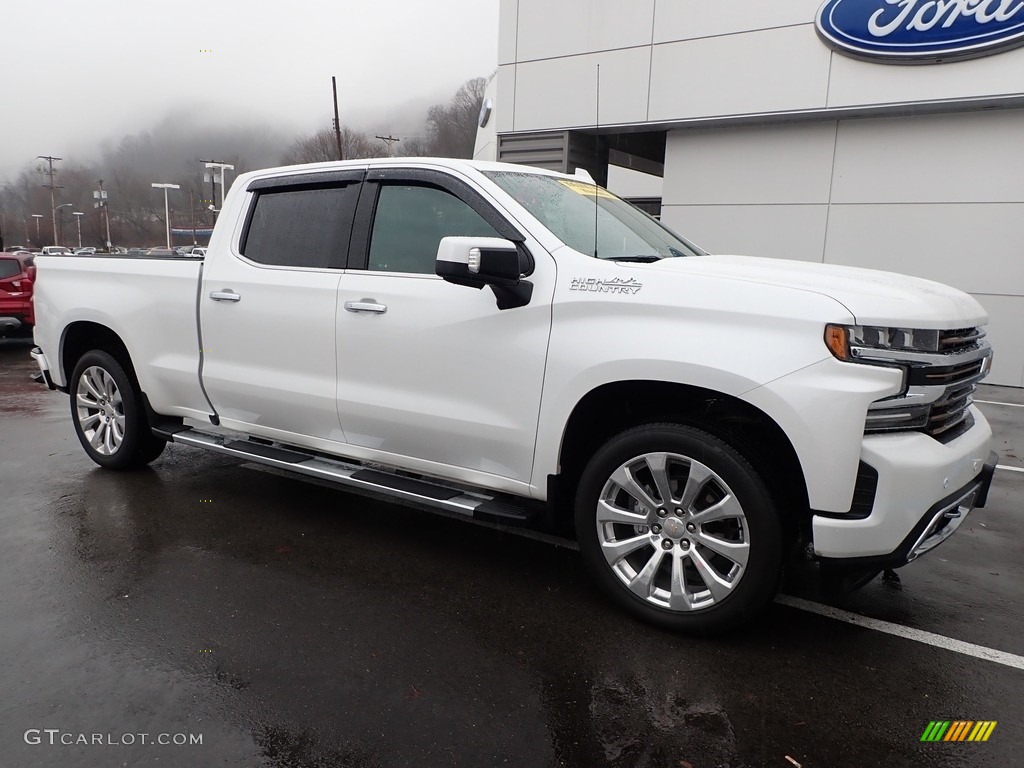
[32,254,210,419]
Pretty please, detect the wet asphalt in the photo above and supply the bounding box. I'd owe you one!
[1,337,1021,768]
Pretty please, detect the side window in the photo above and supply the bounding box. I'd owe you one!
[367,183,500,274]
[241,183,358,269]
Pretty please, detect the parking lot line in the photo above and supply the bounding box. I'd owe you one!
[996,465,1024,473]
[775,595,1024,670]
[976,399,1024,408]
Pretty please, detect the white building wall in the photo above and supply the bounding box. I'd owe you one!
[499,0,1024,132]
[649,25,832,120]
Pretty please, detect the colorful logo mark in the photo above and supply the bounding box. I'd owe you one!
[920,720,997,742]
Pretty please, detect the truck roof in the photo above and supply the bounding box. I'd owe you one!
[235,157,579,188]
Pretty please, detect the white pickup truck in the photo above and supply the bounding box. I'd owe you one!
[31,158,997,633]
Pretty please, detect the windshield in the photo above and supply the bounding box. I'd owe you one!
[484,170,704,261]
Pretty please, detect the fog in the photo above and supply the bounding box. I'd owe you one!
[1,0,499,179]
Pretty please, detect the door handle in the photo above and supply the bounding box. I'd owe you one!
[344,300,387,314]
[209,290,241,302]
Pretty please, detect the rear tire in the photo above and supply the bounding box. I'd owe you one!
[574,423,783,634]
[70,350,166,470]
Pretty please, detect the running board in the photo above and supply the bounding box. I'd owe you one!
[161,426,533,523]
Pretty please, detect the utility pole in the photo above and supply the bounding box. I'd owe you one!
[38,155,63,246]
[200,160,234,221]
[375,134,401,156]
[94,180,111,250]
[332,76,344,161]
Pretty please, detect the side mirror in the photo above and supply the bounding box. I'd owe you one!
[435,236,523,288]
[435,236,534,310]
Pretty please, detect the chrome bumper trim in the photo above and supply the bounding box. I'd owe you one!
[906,481,981,562]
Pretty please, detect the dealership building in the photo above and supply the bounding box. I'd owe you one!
[475,0,1024,387]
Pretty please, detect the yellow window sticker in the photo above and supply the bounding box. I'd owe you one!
[557,179,616,199]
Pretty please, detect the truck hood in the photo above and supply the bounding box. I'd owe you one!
[644,254,987,328]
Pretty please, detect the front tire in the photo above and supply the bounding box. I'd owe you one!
[575,423,783,634]
[70,350,166,470]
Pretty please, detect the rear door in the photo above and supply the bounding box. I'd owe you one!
[200,170,362,445]
[335,167,554,488]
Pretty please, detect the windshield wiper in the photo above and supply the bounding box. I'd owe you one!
[601,255,662,263]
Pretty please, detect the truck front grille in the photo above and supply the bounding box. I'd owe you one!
[864,326,990,443]
[939,327,985,352]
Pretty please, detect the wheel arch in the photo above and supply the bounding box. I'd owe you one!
[553,380,810,536]
[61,321,140,391]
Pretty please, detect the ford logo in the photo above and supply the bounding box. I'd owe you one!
[816,0,1024,62]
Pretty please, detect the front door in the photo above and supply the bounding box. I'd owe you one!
[335,168,553,488]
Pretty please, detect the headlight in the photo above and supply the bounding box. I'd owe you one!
[824,324,940,361]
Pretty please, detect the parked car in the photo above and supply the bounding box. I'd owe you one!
[189,247,207,258]
[40,246,74,256]
[145,247,175,257]
[30,158,998,633]
[74,247,97,256]
[0,251,35,337]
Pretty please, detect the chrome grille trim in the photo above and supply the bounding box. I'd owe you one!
[913,360,985,386]
[939,327,986,351]
[850,343,988,368]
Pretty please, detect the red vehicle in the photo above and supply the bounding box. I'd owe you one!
[0,252,36,338]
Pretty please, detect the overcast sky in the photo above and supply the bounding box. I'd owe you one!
[2,0,499,179]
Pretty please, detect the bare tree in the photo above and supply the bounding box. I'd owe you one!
[396,135,431,158]
[281,127,376,165]
[422,77,487,158]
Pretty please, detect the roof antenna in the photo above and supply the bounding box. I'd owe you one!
[593,64,600,259]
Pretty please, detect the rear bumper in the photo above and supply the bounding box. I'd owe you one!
[31,346,58,391]
[812,408,996,566]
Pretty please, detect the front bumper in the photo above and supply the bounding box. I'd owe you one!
[812,408,997,566]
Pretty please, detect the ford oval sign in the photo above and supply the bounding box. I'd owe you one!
[816,0,1024,62]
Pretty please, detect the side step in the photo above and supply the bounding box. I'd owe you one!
[159,426,534,524]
